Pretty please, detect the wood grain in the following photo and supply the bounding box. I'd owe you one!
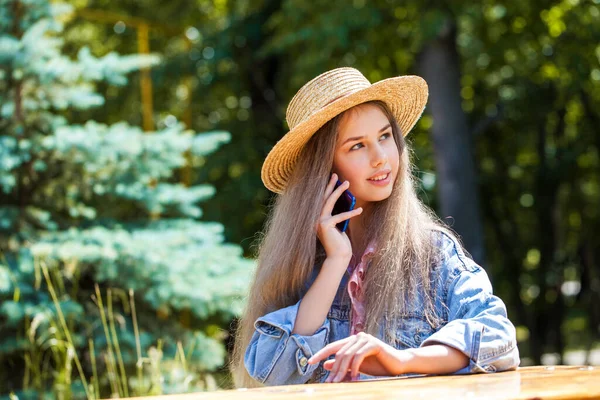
[122,366,600,400]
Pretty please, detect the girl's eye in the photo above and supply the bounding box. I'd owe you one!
[349,132,391,151]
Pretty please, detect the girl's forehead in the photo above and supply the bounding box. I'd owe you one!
[337,104,389,139]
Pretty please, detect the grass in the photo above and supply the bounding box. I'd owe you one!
[12,257,215,399]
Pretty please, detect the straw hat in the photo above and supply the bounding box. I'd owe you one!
[261,67,429,194]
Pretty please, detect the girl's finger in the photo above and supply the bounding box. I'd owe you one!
[322,359,335,370]
[308,337,351,364]
[323,173,338,201]
[332,338,367,383]
[321,180,350,218]
[329,356,353,383]
[327,207,363,226]
[349,342,377,379]
[319,175,340,218]
[350,352,366,379]
[326,337,357,383]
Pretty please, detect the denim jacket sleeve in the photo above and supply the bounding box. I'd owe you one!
[420,233,520,374]
[244,298,330,385]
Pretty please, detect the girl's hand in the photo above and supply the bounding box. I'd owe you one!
[316,173,363,261]
[308,332,409,382]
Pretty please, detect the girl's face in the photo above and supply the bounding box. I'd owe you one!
[332,103,400,210]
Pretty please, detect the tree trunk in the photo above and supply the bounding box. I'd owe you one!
[416,18,487,266]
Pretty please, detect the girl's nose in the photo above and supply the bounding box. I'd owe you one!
[371,145,387,168]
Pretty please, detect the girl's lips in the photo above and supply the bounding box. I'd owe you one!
[367,173,391,186]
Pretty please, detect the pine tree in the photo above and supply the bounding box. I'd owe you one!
[0,1,254,397]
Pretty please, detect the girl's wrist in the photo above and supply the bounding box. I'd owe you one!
[326,252,352,262]
[324,254,352,272]
[315,257,350,287]
[390,344,470,375]
[389,348,415,376]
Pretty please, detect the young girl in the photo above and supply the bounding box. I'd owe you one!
[231,67,520,387]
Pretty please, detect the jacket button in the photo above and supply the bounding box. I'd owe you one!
[299,357,308,367]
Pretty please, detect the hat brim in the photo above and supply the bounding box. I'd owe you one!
[261,75,428,194]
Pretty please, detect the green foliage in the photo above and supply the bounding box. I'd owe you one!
[30,221,250,320]
[61,0,600,367]
[0,0,254,397]
[3,0,599,396]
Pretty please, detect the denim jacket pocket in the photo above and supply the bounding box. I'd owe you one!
[327,303,351,321]
[394,313,436,349]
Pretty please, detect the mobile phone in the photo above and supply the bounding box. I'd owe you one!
[332,179,356,233]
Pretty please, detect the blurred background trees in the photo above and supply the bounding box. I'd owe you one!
[1,0,599,397]
[0,1,253,398]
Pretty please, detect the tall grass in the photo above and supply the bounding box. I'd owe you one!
[40,260,91,399]
[13,257,215,399]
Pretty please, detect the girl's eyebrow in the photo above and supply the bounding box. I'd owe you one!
[341,123,391,145]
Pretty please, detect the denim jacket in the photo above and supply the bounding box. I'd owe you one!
[244,231,520,385]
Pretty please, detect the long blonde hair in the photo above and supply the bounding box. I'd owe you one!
[230,100,460,388]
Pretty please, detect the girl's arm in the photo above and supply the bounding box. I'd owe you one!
[245,175,362,386]
[292,255,350,336]
[243,255,350,386]
[396,342,469,374]
[293,174,359,335]
[308,333,469,382]
[310,233,520,381]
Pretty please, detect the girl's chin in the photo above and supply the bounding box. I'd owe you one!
[354,189,393,204]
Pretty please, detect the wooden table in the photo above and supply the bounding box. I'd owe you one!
[131,366,600,400]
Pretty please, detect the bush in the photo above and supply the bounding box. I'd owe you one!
[0,1,254,398]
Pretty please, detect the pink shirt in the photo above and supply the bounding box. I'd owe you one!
[347,239,377,335]
[342,239,376,381]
